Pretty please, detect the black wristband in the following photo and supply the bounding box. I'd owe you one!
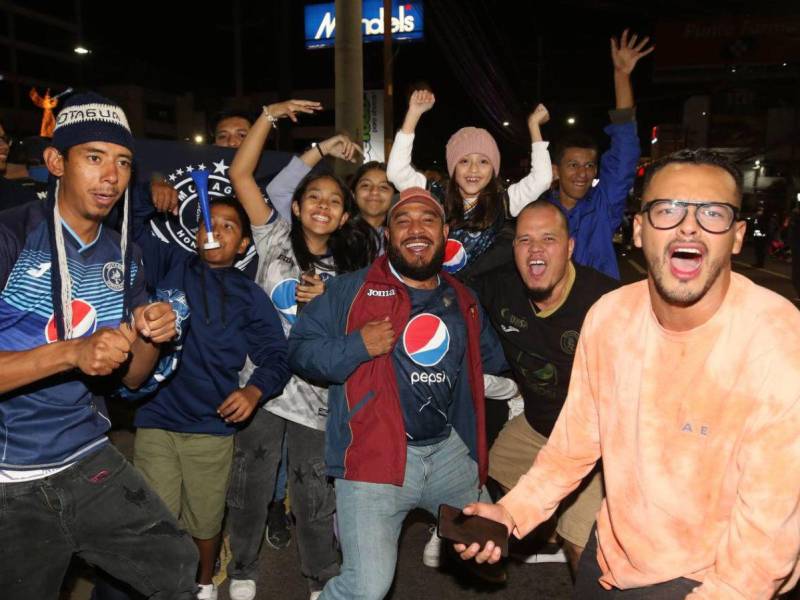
[317,144,325,158]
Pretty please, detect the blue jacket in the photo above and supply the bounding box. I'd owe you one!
[132,205,290,435]
[545,114,640,279]
[288,256,508,485]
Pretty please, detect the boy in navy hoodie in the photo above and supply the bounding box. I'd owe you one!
[132,194,290,600]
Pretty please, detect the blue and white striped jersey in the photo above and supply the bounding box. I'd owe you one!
[0,200,147,469]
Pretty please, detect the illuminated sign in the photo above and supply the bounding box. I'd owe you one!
[305,1,424,50]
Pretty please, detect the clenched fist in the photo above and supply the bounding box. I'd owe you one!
[74,328,133,376]
[360,317,395,357]
[407,90,436,117]
[528,104,550,128]
[132,302,177,343]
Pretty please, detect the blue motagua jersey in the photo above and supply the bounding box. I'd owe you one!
[0,200,147,469]
[391,282,467,445]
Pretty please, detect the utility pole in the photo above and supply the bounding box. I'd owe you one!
[334,0,363,177]
[383,0,394,161]
[233,0,244,99]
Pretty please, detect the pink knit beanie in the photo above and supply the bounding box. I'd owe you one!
[445,127,501,176]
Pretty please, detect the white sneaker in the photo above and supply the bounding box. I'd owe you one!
[522,547,568,564]
[309,592,322,600]
[196,583,218,600]
[229,578,256,600]
[422,526,442,568]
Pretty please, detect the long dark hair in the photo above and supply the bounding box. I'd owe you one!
[443,174,505,231]
[290,172,377,273]
[348,161,395,233]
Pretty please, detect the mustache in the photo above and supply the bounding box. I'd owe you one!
[401,235,434,245]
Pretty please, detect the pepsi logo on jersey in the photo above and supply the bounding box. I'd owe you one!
[45,299,97,343]
[270,278,299,325]
[442,239,467,274]
[402,313,450,367]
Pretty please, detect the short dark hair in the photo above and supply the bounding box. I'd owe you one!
[552,132,599,164]
[642,149,743,203]
[210,196,252,241]
[517,199,569,235]
[210,109,253,135]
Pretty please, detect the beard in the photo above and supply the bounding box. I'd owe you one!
[527,285,556,305]
[645,249,726,307]
[387,236,446,282]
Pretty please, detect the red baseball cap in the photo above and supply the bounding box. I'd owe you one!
[388,187,446,221]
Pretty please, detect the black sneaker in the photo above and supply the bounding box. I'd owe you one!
[265,500,292,549]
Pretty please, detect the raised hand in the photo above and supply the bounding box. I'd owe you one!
[611,29,654,75]
[408,89,436,116]
[528,103,550,128]
[320,134,364,164]
[265,99,323,123]
[360,317,395,357]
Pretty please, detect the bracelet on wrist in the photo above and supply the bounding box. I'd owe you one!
[317,144,325,158]
[263,106,278,127]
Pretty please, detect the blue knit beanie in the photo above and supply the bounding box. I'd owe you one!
[51,92,133,152]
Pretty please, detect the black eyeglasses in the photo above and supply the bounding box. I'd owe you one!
[640,199,740,234]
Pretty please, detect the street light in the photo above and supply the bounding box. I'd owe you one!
[193,134,204,144]
[502,121,510,127]
[566,117,576,125]
[74,46,90,55]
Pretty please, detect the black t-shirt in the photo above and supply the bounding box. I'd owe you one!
[469,262,617,436]
[392,281,467,445]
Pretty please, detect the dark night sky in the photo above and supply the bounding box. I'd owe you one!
[75,0,797,171]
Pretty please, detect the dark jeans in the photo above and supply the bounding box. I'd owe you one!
[0,444,198,600]
[226,408,285,580]
[226,409,340,590]
[574,526,698,599]
[285,420,340,590]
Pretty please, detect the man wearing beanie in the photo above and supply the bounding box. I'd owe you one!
[0,92,199,599]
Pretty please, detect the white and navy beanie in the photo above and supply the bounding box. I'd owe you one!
[51,92,133,153]
[47,92,135,340]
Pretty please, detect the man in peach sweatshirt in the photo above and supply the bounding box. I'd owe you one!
[456,149,800,599]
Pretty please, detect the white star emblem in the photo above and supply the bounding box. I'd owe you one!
[198,163,206,171]
[185,164,194,173]
[168,174,176,182]
[212,160,229,175]
[176,168,184,176]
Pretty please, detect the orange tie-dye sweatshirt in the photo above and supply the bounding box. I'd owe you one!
[500,273,800,599]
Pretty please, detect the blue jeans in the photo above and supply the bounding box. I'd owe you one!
[0,444,198,600]
[320,430,482,600]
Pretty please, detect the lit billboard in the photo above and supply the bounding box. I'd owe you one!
[305,1,424,50]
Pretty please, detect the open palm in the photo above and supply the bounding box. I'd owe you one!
[611,29,654,75]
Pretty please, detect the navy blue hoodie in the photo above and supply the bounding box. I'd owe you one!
[132,201,290,435]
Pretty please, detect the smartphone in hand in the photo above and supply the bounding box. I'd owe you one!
[437,504,509,557]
